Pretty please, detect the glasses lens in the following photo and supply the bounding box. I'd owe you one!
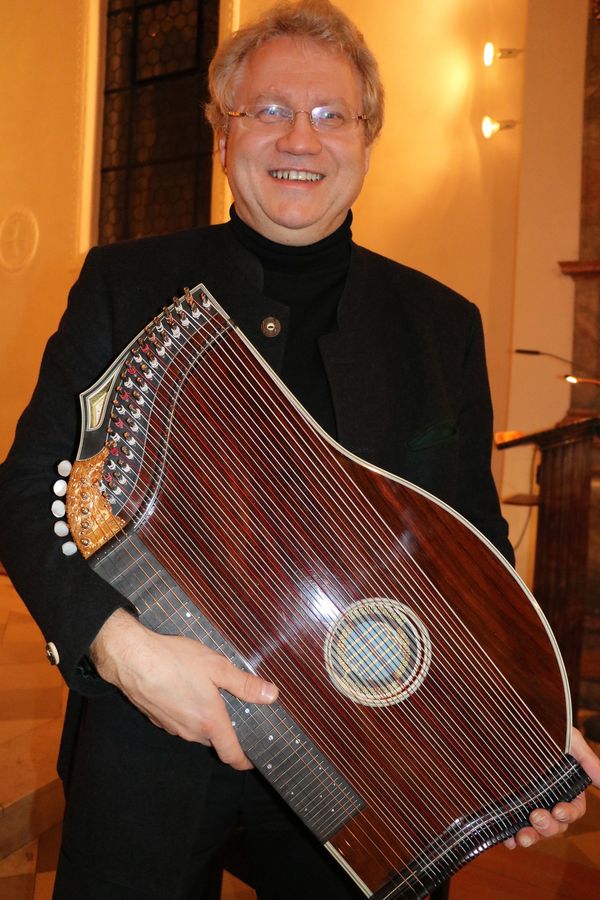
[311,105,353,130]
[252,104,294,125]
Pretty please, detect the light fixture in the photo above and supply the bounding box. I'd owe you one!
[481,115,518,139]
[483,42,524,67]
[564,374,600,386]
[515,348,575,366]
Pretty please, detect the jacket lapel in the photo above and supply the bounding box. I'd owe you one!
[319,245,403,465]
[198,226,289,375]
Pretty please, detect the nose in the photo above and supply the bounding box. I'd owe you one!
[275,111,322,154]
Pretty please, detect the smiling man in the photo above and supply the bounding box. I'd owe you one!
[0,2,598,899]
[217,36,371,244]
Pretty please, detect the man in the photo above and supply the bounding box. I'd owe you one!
[0,1,598,898]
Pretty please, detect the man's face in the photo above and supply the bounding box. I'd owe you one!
[220,36,372,246]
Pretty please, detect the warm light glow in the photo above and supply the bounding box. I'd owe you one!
[495,430,524,445]
[482,116,518,139]
[483,42,496,67]
[564,374,600,386]
[483,44,523,66]
[482,115,499,139]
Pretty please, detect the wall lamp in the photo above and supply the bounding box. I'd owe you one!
[564,374,600,386]
[483,42,524,66]
[481,115,518,139]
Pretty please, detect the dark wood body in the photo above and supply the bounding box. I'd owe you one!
[73,292,587,899]
[141,400,570,892]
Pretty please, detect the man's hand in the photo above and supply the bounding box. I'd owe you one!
[504,727,600,849]
[90,608,278,770]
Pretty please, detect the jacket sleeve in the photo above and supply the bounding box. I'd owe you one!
[454,305,514,564]
[0,248,136,695]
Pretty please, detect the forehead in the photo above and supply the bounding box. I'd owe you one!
[233,36,364,105]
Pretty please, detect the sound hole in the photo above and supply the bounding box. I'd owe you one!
[324,599,432,706]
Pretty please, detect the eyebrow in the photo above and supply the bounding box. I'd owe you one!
[249,92,349,107]
[249,93,289,106]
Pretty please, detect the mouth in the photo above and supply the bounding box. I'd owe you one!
[268,169,324,182]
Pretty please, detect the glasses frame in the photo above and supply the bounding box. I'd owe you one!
[226,103,368,132]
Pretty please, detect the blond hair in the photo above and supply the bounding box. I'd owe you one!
[206,0,384,144]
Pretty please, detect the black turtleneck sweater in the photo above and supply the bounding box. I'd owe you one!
[229,207,352,438]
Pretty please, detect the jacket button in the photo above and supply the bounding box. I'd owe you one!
[261,316,281,337]
[45,641,60,666]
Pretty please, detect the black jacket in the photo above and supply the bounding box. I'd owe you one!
[0,221,512,698]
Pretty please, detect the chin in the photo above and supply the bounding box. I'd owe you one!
[272,206,335,232]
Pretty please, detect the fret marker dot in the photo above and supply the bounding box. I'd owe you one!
[267,763,272,770]
[245,708,250,714]
[268,735,274,741]
[185,611,191,618]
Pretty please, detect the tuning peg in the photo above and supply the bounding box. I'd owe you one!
[51,500,66,518]
[54,521,69,537]
[53,479,68,497]
[61,541,78,556]
[57,460,72,477]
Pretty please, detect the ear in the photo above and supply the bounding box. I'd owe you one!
[218,132,227,171]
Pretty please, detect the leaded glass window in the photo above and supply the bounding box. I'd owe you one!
[99,0,218,244]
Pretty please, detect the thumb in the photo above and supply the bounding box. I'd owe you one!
[221,665,279,705]
[571,728,600,788]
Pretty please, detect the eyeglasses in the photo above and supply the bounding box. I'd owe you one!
[226,103,368,132]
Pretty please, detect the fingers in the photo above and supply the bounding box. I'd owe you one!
[138,638,277,769]
[528,808,569,839]
[218,660,279,705]
[200,654,279,770]
[503,727,598,853]
[504,791,587,851]
[136,671,252,768]
[504,820,565,851]
[205,712,254,771]
[97,623,280,770]
[549,791,586,826]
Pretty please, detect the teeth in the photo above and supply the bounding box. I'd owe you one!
[269,170,324,182]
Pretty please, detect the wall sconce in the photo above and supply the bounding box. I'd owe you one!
[483,42,524,66]
[481,116,518,139]
[564,374,600,386]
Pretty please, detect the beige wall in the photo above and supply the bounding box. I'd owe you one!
[347,0,527,461]
[0,1,104,460]
[1,1,588,586]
